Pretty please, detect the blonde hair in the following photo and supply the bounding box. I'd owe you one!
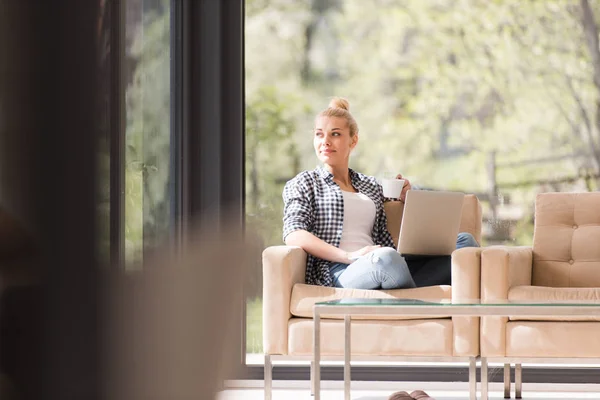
[317,97,359,137]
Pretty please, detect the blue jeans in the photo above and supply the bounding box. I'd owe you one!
[329,232,479,289]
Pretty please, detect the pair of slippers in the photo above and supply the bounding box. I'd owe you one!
[387,390,435,400]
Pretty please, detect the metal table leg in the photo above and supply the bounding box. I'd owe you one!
[469,357,476,400]
[314,313,321,400]
[515,364,522,399]
[481,357,488,400]
[310,361,315,396]
[504,363,511,398]
[264,354,272,400]
[344,315,351,400]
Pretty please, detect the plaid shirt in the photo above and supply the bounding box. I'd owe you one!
[282,166,395,286]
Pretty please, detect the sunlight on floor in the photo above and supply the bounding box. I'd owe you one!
[218,387,600,400]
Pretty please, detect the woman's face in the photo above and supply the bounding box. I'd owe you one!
[313,116,357,167]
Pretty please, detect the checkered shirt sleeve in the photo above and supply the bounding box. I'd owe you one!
[373,182,396,248]
[282,174,314,241]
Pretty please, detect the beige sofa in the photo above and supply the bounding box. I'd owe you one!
[262,194,483,398]
[480,192,600,397]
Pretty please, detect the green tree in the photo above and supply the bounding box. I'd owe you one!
[246,0,600,250]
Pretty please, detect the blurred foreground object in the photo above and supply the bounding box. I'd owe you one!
[0,210,39,291]
[105,215,258,400]
[0,209,41,400]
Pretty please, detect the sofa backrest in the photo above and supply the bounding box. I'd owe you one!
[384,194,482,249]
[532,192,600,287]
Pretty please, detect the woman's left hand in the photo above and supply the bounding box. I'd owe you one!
[395,173,411,202]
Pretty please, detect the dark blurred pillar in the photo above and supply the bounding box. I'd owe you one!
[0,1,100,399]
[187,0,246,376]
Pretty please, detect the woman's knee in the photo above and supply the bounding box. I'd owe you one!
[370,247,411,276]
[370,247,415,289]
[457,232,479,248]
[371,247,405,267]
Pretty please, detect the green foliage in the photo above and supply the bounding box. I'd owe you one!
[246,0,600,242]
[246,87,312,247]
[245,0,600,352]
[125,167,144,264]
[246,297,264,354]
[125,7,171,264]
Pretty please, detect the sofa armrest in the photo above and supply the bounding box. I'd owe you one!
[451,247,482,356]
[262,246,307,355]
[480,246,533,356]
[452,247,483,301]
[481,246,533,301]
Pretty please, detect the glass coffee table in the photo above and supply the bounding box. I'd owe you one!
[313,298,600,400]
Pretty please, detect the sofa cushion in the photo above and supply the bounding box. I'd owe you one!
[290,283,451,320]
[288,317,453,356]
[508,285,600,321]
[532,193,600,287]
[506,321,600,357]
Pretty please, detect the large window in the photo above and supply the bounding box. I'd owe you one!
[97,0,173,269]
[124,0,172,265]
[244,0,600,358]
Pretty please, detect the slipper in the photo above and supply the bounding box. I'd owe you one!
[410,389,435,399]
[387,391,413,400]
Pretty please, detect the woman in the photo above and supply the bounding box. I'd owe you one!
[283,97,478,288]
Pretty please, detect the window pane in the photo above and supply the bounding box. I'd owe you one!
[125,0,171,265]
[245,0,600,359]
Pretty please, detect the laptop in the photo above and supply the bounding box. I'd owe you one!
[397,190,465,256]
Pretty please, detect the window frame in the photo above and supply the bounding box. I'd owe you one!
[110,0,126,270]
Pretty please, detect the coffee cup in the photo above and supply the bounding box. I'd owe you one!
[381,178,405,199]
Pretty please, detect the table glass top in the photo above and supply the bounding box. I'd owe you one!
[316,298,600,307]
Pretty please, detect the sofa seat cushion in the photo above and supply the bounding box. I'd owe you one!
[288,317,453,356]
[506,321,600,357]
[508,286,600,321]
[290,283,451,320]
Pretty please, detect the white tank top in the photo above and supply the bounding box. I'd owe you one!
[338,190,376,252]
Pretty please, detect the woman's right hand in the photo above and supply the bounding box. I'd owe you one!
[395,173,411,202]
[347,245,381,261]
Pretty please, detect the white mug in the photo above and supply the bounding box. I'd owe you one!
[381,178,405,199]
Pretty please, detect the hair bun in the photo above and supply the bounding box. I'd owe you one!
[328,97,350,111]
